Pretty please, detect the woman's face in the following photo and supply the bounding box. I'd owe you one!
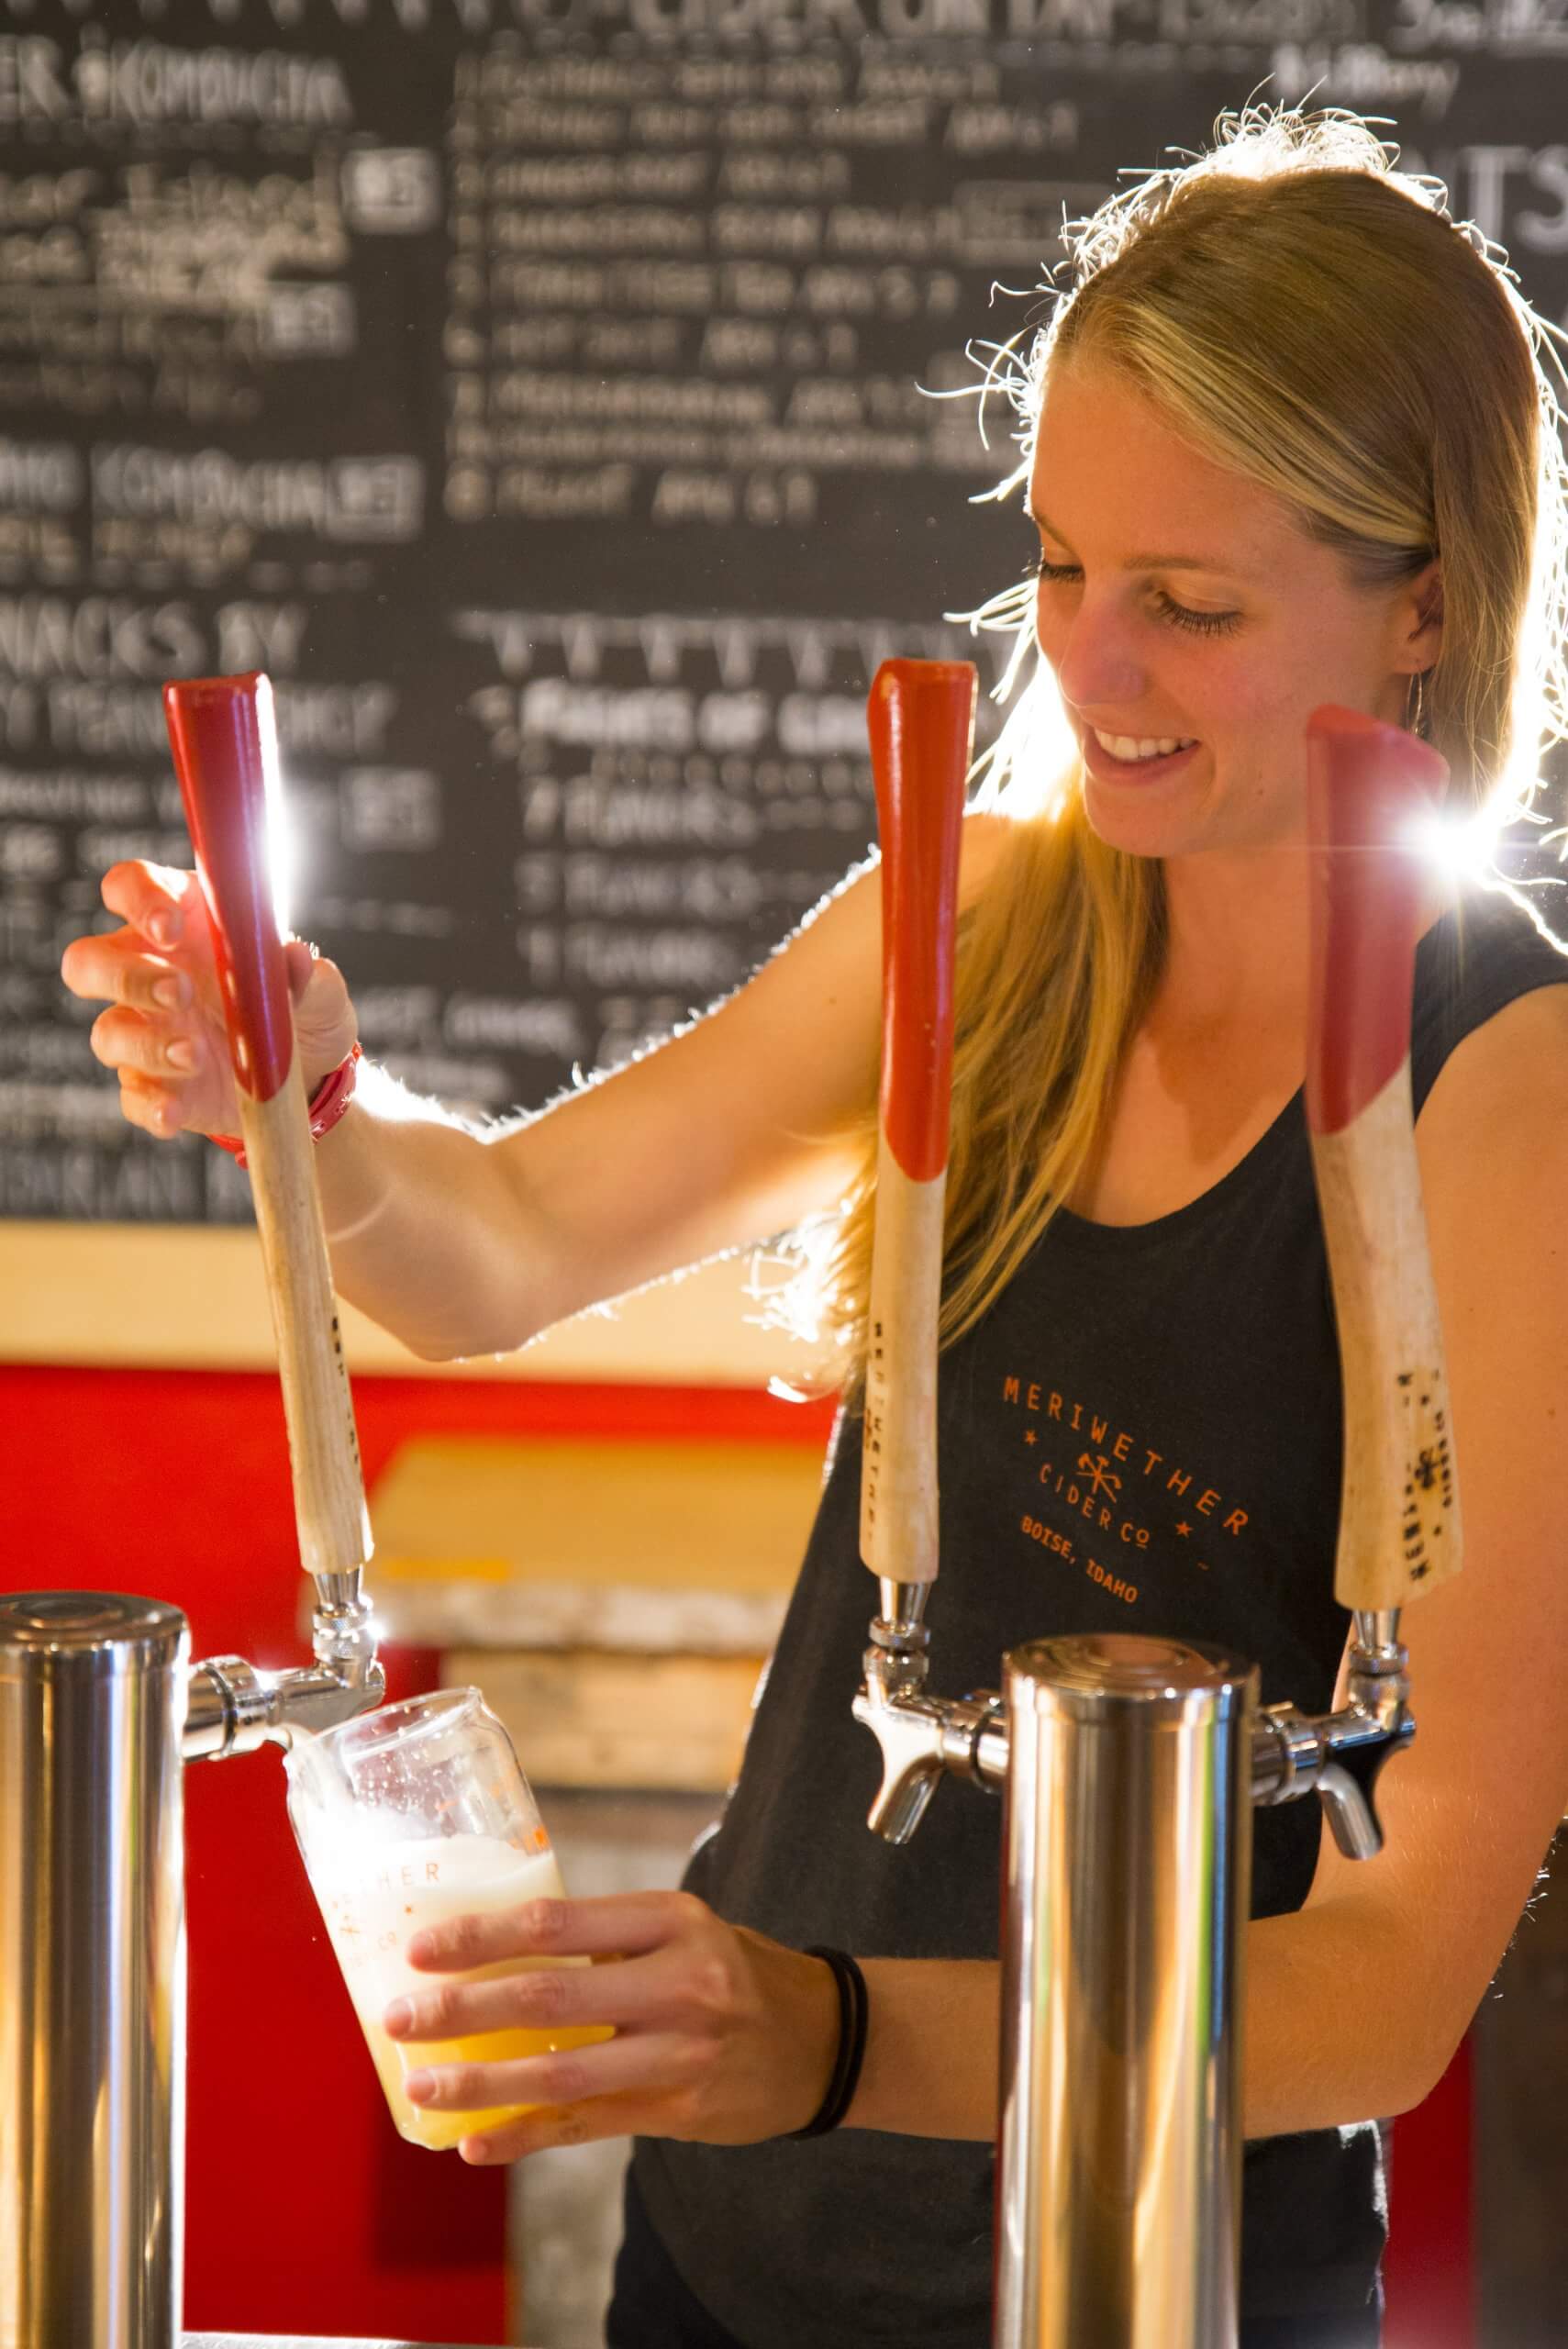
[1028,355,1438,863]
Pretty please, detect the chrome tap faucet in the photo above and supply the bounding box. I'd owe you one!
[1253,1608,1415,1861]
[857,1586,1006,1840]
[183,1594,385,1763]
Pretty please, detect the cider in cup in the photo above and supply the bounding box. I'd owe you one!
[314,1828,612,2150]
[287,1687,612,2152]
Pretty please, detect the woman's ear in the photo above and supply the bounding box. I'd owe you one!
[1407,556,1444,666]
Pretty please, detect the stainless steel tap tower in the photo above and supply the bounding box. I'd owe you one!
[853,665,1457,2348]
[0,674,385,2349]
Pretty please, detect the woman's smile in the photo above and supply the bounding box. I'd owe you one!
[1077,726,1205,788]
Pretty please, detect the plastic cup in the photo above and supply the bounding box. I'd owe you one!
[286,1686,610,2151]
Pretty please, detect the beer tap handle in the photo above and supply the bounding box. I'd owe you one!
[1305,704,1462,1616]
[860,658,976,1609]
[164,674,374,1628]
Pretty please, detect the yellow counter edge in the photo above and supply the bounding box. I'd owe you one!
[0,1222,828,1388]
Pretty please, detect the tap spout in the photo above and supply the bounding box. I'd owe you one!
[859,1580,940,1838]
[183,1642,385,1763]
[856,1587,1006,1843]
[1251,1610,1412,1857]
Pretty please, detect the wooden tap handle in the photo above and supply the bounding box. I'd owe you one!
[860,658,977,1587]
[1305,702,1460,1612]
[164,673,372,1587]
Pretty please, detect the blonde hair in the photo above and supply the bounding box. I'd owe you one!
[784,101,1568,1379]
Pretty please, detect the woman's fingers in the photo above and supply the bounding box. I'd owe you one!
[94,1009,232,1140]
[402,2026,691,2121]
[457,2091,672,2166]
[79,981,237,1137]
[62,867,218,1066]
[117,1068,184,1141]
[98,859,196,946]
[89,1004,204,1081]
[284,936,318,1002]
[387,1965,586,2043]
[408,1888,708,1974]
[61,926,185,1016]
[389,1945,688,2046]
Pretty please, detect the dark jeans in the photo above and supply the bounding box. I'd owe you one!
[606,2165,1382,2349]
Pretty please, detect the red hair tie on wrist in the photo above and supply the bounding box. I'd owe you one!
[207,1041,362,1173]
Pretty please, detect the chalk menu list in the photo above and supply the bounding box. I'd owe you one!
[1,0,1564,1221]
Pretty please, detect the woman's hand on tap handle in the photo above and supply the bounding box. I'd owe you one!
[59,859,359,1142]
[384,1887,842,2163]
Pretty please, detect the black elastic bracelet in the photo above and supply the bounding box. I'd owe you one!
[787,1946,869,2139]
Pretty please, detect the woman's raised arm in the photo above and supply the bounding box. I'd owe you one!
[61,817,1006,1363]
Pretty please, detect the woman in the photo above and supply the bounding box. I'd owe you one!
[63,105,1568,2348]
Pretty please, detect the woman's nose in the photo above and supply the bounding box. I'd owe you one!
[1037,590,1147,715]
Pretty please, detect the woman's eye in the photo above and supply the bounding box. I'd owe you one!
[1151,590,1242,639]
[1029,551,1241,640]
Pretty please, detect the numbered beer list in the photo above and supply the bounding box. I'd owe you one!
[3,0,1568,1224]
[439,38,1081,553]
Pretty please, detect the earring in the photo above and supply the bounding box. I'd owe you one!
[1406,669,1429,738]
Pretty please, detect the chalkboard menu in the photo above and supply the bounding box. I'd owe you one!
[2,0,1565,1223]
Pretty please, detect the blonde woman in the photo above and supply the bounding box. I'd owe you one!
[64,106,1568,2349]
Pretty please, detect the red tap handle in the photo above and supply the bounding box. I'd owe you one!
[163,672,293,1104]
[1304,703,1461,1610]
[860,659,977,1590]
[1306,704,1449,1135]
[867,660,976,1180]
[162,670,372,1588]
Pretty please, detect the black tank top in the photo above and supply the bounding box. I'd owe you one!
[632,884,1568,2349]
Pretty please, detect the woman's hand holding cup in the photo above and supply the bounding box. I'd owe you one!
[383,1887,841,2165]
